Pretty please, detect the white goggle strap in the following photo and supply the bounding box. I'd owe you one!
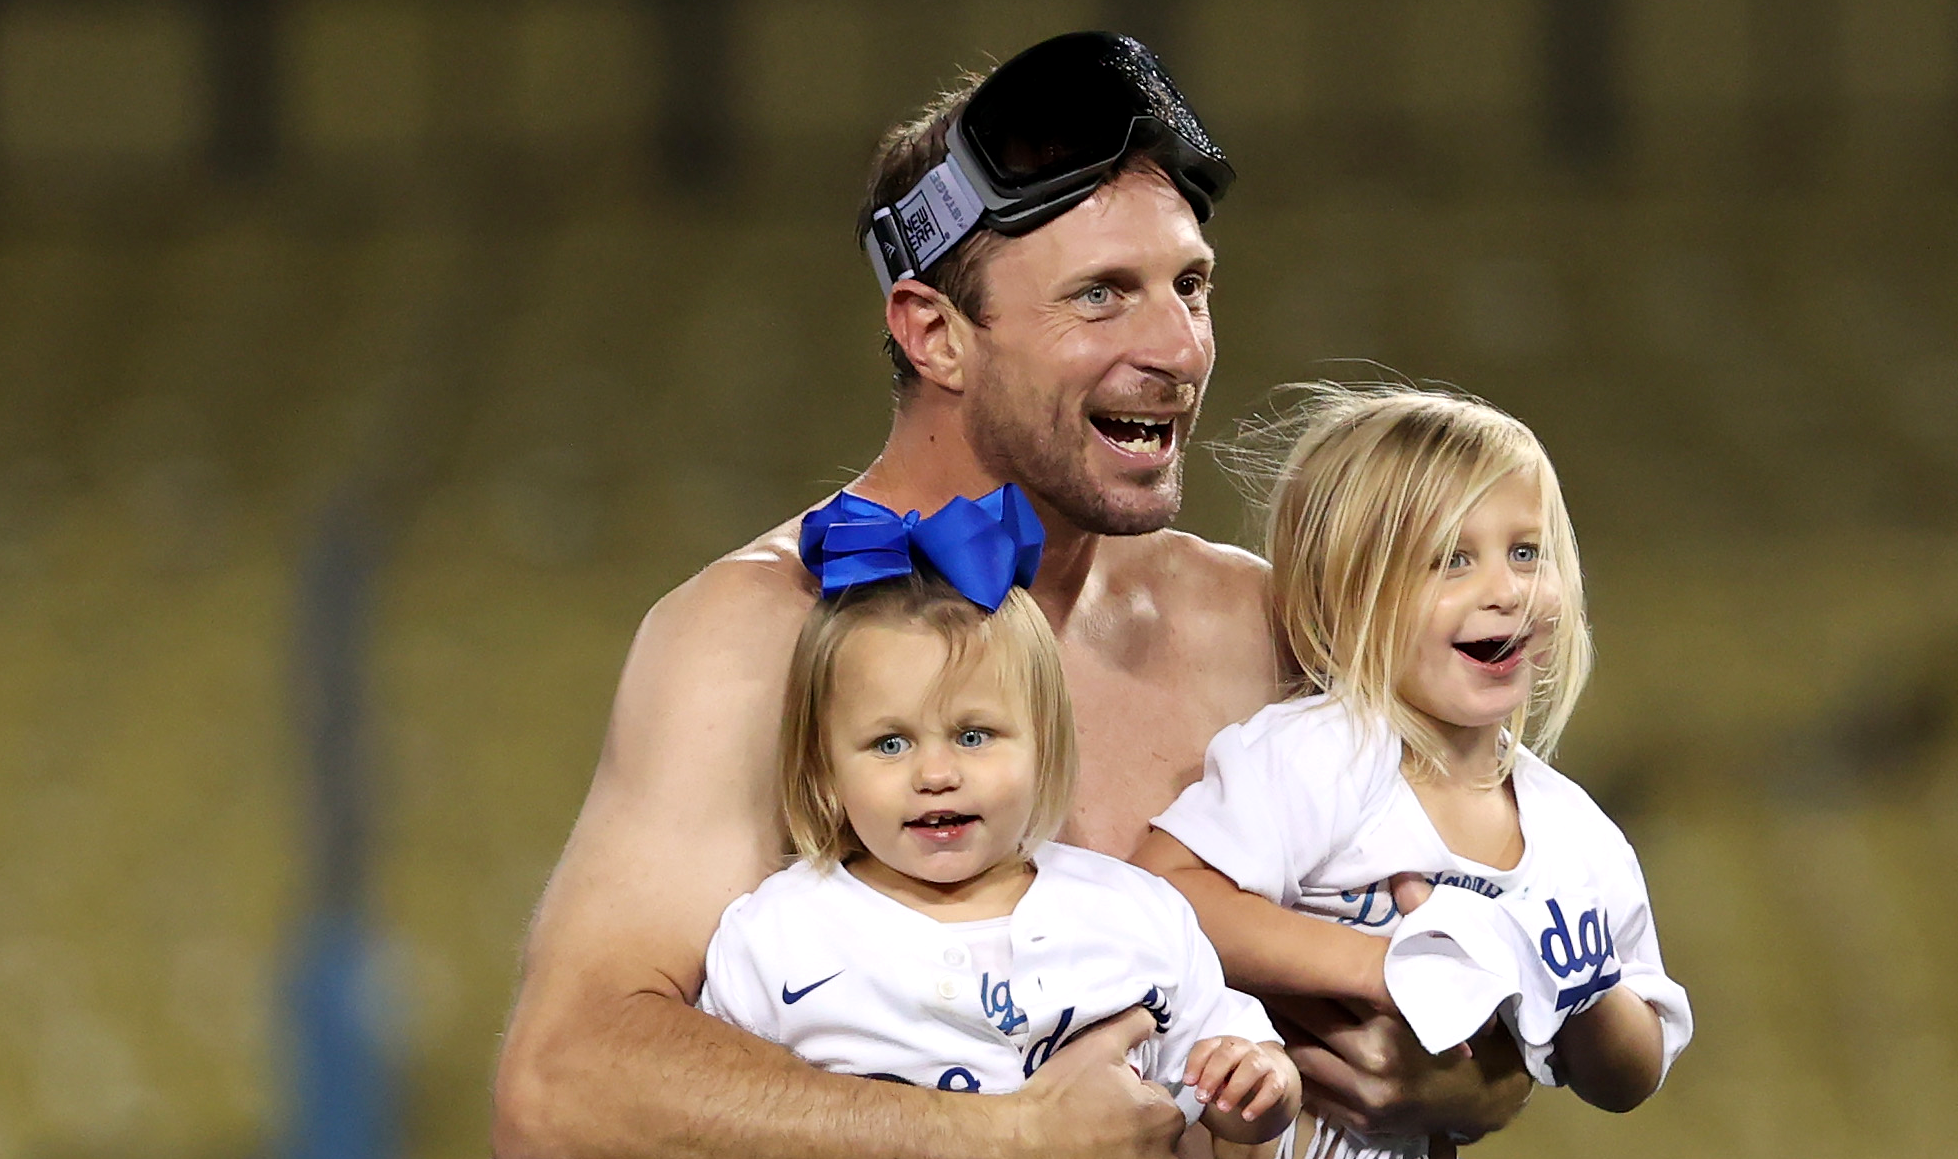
[863,156,988,297]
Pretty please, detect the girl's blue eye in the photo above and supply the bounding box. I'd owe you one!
[1511,543,1540,564]
[956,728,989,748]
[874,735,909,757]
[1445,550,1471,571]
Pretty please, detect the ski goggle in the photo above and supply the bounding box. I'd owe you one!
[864,31,1235,296]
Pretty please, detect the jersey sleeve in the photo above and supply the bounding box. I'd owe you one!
[1593,840,1693,1087]
[1150,878,1281,1092]
[695,891,783,1043]
[1150,717,1341,907]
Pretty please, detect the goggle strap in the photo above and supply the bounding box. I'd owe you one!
[864,156,987,297]
[865,209,913,298]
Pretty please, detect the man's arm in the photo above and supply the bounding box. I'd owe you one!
[491,555,1185,1159]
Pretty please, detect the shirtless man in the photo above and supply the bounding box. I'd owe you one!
[492,33,1528,1159]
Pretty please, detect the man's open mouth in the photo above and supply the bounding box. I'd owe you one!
[1453,635,1526,665]
[1089,413,1175,456]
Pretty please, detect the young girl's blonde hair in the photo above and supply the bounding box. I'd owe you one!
[779,571,1078,869]
[1259,384,1592,784]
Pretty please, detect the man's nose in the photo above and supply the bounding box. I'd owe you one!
[1132,285,1211,385]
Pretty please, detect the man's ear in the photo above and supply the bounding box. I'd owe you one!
[886,280,974,394]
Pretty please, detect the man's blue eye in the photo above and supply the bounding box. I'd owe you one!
[874,736,908,756]
[1081,285,1112,306]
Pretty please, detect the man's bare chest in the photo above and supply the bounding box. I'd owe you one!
[1056,659,1242,861]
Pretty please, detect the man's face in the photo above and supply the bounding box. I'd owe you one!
[961,167,1216,536]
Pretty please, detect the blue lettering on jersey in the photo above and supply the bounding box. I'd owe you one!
[980,973,1028,1037]
[859,1068,985,1093]
[1338,881,1398,928]
[1538,899,1621,1010]
[1430,871,1503,899]
[1023,1005,1082,1078]
[1139,985,1173,1033]
[1339,873,1507,927]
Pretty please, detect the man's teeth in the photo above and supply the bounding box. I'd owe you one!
[1097,415,1171,454]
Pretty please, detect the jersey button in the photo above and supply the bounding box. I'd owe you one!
[943,947,968,968]
[936,978,961,1001]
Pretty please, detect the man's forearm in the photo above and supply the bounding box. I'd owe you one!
[494,990,1013,1159]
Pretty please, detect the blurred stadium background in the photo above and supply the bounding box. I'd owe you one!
[1,1,1954,1156]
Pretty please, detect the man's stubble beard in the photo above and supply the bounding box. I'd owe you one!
[964,364,1188,538]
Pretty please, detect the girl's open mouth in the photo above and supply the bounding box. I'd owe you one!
[905,811,979,839]
[1453,634,1528,670]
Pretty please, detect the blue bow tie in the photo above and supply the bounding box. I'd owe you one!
[798,484,1045,610]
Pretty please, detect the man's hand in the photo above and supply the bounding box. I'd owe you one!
[1012,1007,1187,1159]
[1266,869,1528,1143]
[1266,994,1530,1143]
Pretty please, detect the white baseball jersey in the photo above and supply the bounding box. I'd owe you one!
[698,840,1278,1121]
[1152,695,1693,1159]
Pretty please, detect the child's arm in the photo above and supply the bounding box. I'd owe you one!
[1184,1035,1301,1149]
[1133,828,1390,1006]
[1393,867,1667,1111]
[1547,826,1692,1112]
[1554,986,1666,1112]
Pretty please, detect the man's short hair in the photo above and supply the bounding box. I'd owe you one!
[854,74,1009,399]
[856,79,1174,401]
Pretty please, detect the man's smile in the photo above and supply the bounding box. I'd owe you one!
[1088,411,1177,458]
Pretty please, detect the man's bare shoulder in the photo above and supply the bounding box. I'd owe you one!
[638,515,817,645]
[602,513,821,775]
[1101,527,1271,621]
[1085,527,1281,707]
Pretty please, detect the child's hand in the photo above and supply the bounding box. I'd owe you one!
[1381,873,1474,1059]
[1339,869,1433,1018]
[1389,871,1433,914]
[1184,1036,1297,1123]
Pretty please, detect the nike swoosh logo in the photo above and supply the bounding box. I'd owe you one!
[782,970,844,1005]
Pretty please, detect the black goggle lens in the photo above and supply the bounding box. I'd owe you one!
[963,31,1226,193]
[862,31,1233,292]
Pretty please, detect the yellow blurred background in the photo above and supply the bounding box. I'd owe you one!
[1,1,1954,1156]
